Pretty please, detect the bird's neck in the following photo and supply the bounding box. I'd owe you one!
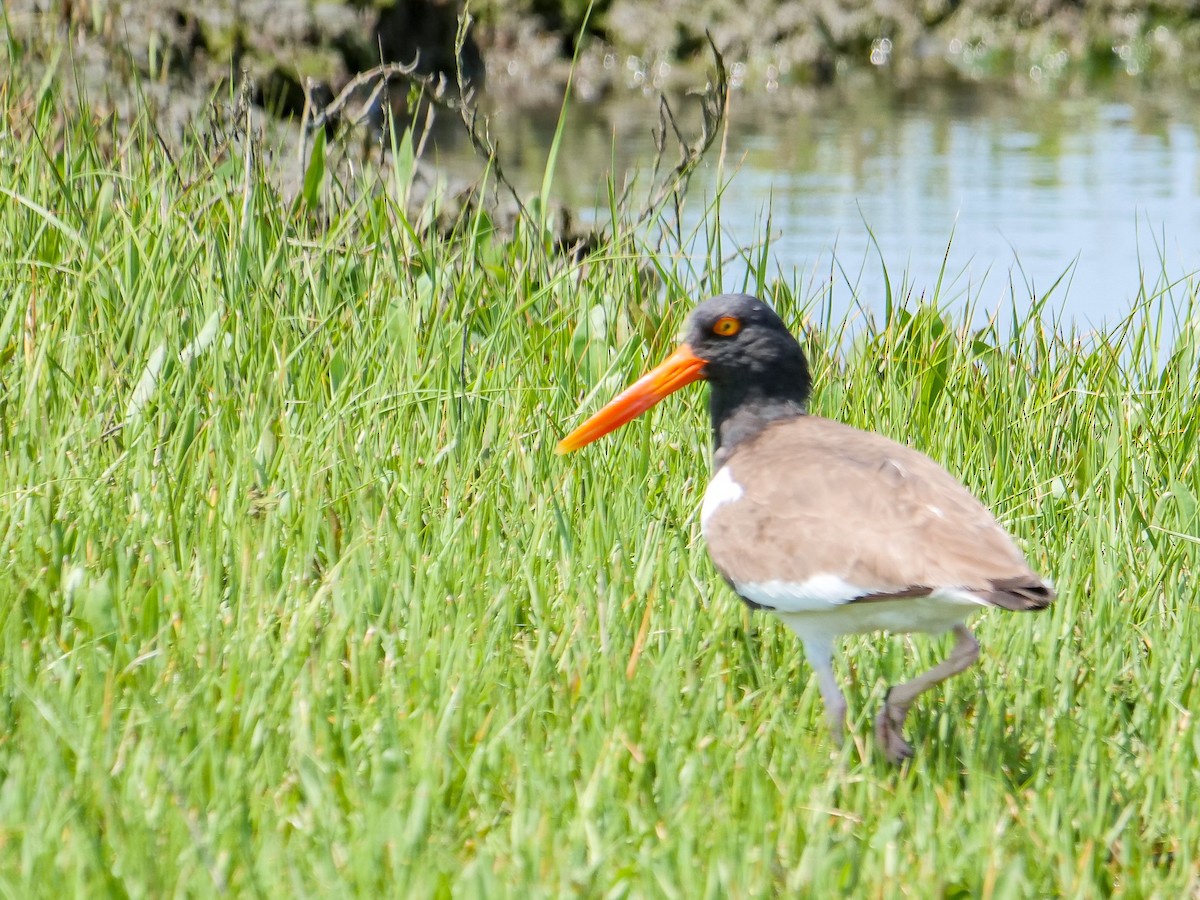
[709,384,807,466]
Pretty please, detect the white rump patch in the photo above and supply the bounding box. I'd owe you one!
[774,586,990,637]
[700,466,744,533]
[932,587,992,607]
[737,577,992,616]
[737,574,871,612]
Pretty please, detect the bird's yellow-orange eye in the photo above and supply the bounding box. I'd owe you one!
[712,316,741,337]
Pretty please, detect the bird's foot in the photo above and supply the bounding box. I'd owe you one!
[874,693,913,764]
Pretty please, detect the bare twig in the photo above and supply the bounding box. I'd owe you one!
[301,17,727,251]
[451,12,529,221]
[302,17,530,218]
[637,33,728,226]
[307,59,424,133]
[454,104,529,221]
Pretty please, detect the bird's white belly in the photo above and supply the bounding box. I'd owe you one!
[774,591,983,640]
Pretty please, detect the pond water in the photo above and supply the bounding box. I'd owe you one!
[427,77,1200,331]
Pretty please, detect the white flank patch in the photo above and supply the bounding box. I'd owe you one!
[700,466,744,533]
[737,574,871,612]
[737,578,993,616]
[931,587,991,607]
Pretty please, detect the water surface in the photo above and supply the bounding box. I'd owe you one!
[428,79,1200,329]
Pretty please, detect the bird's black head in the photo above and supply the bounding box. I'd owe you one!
[683,294,812,459]
[683,294,811,391]
[556,293,811,464]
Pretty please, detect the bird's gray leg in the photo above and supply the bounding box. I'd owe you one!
[875,624,980,764]
[800,635,847,746]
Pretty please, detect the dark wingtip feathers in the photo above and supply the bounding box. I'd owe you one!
[983,576,1055,611]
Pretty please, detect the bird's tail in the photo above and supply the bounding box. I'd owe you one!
[982,576,1055,611]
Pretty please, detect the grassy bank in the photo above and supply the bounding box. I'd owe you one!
[1,77,1198,897]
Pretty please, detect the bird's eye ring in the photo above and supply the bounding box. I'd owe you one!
[712,316,741,337]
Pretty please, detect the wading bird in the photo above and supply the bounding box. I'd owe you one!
[557,294,1053,762]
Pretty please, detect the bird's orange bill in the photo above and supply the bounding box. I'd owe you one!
[556,344,707,453]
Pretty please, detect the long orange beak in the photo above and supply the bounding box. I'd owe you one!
[556,344,707,454]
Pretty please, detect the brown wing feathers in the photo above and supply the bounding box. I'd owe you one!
[704,416,1053,606]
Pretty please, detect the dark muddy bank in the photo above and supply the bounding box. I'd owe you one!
[6,1,1200,127]
[5,1,1200,248]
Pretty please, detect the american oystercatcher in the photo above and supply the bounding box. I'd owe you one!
[558,293,1053,762]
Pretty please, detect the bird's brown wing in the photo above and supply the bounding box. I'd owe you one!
[702,416,1052,610]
